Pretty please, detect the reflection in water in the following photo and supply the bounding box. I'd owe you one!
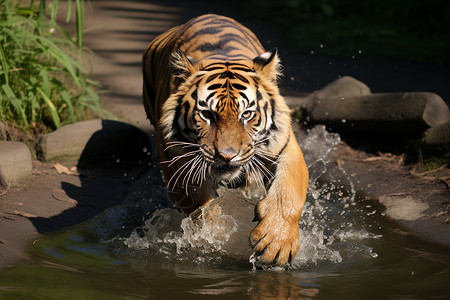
[186,271,319,299]
[247,272,319,299]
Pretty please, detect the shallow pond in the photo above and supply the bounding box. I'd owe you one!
[0,127,449,299]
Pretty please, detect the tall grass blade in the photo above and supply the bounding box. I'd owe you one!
[0,45,9,86]
[75,0,84,49]
[60,90,76,122]
[65,0,72,23]
[28,91,38,123]
[36,36,83,85]
[37,87,61,128]
[50,0,58,24]
[1,0,105,131]
[39,0,46,23]
[2,84,29,127]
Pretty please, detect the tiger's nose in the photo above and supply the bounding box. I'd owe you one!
[218,147,238,161]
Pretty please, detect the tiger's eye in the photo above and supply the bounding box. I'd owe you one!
[241,110,254,121]
[200,110,215,122]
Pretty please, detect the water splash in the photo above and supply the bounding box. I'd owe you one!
[124,206,238,264]
[291,125,380,267]
[123,125,381,268]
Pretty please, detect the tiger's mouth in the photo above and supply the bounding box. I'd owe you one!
[211,162,241,172]
[209,155,250,180]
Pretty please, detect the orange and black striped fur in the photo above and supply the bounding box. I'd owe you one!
[142,14,308,266]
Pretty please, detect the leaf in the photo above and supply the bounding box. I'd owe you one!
[60,90,76,122]
[35,36,84,86]
[53,163,79,175]
[75,0,84,49]
[0,45,10,85]
[8,210,38,218]
[50,0,59,25]
[37,87,61,128]
[39,0,46,23]
[65,0,72,23]
[2,84,29,127]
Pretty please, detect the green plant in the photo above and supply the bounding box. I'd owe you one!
[238,0,450,65]
[0,0,108,131]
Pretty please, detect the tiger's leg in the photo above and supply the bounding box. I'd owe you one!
[250,131,309,266]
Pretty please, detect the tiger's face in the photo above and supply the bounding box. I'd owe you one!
[161,50,291,187]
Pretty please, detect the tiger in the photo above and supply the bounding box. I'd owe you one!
[142,14,308,266]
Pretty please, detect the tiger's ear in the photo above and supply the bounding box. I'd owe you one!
[170,51,200,82]
[253,48,281,81]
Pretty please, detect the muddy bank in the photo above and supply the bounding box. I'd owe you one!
[326,144,449,246]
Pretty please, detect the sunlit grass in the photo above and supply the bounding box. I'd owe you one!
[0,0,109,132]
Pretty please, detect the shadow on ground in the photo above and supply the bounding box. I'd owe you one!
[29,120,154,233]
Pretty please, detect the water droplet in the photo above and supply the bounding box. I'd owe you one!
[310,50,314,55]
[341,97,345,101]
[116,159,120,163]
[320,44,324,48]
[143,147,147,153]
[341,119,347,123]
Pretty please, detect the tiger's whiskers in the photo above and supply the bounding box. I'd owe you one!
[163,142,209,194]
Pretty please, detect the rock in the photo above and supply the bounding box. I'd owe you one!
[0,141,32,188]
[306,92,450,136]
[285,76,371,109]
[207,188,256,261]
[421,121,450,164]
[0,167,8,192]
[307,76,371,101]
[422,121,450,146]
[379,195,429,221]
[37,119,151,168]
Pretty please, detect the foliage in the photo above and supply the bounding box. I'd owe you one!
[239,0,450,64]
[0,0,107,131]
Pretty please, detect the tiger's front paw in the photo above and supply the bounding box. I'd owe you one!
[250,211,300,267]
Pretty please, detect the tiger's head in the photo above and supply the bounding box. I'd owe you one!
[160,49,292,188]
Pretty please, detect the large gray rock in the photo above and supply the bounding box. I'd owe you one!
[307,76,371,101]
[37,119,103,162]
[207,189,255,261]
[307,92,450,136]
[285,76,371,109]
[0,141,32,188]
[37,119,151,167]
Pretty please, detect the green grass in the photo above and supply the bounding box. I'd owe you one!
[0,0,109,132]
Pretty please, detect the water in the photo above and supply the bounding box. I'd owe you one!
[0,126,449,299]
